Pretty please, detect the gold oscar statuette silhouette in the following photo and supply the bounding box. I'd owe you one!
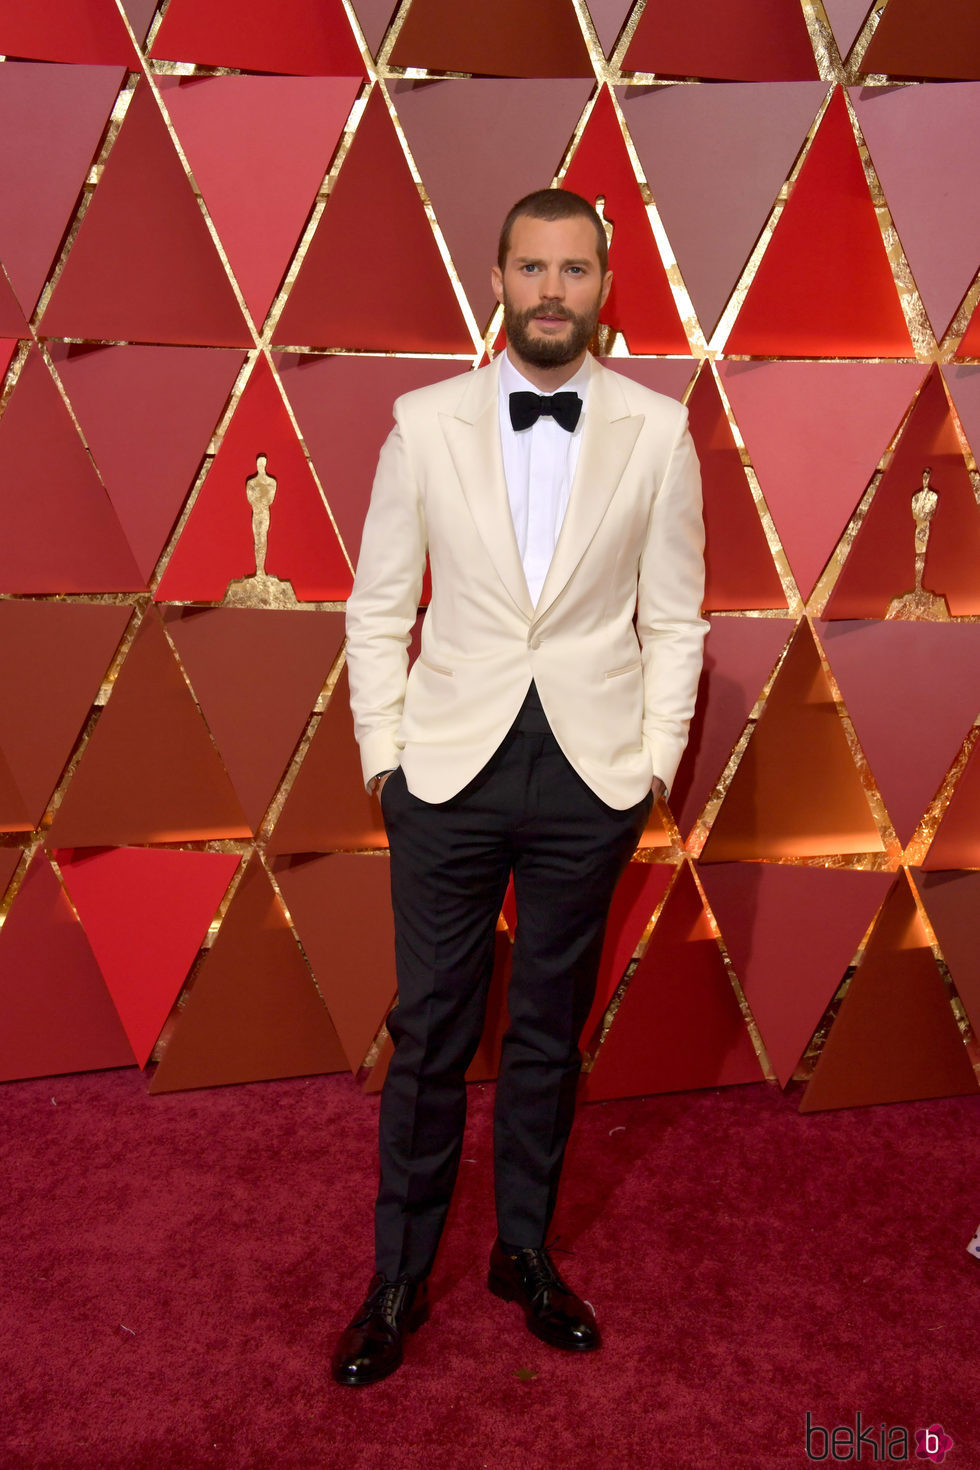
[223,453,299,608]
[887,467,949,620]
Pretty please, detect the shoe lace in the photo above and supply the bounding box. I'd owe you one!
[366,1275,413,1325]
[514,1238,572,1298]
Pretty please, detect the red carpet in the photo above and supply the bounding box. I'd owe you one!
[1,1070,976,1469]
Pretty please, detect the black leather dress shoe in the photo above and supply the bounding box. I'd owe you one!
[331,1273,429,1386]
[487,1241,601,1352]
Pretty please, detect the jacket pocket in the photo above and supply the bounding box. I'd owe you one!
[604,659,642,679]
[418,654,454,677]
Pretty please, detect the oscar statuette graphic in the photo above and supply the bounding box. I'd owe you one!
[224,453,300,607]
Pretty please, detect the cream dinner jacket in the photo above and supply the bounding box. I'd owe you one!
[345,352,707,810]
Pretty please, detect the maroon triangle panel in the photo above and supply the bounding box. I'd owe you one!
[586,0,635,57]
[40,82,250,347]
[824,0,876,59]
[57,847,240,1068]
[0,601,131,825]
[164,607,346,833]
[669,616,794,839]
[861,0,980,79]
[585,864,764,1101]
[725,90,913,357]
[818,621,980,846]
[155,354,352,603]
[273,88,472,353]
[0,0,136,66]
[46,609,251,848]
[52,343,246,583]
[267,663,388,853]
[0,852,135,1083]
[148,857,348,1093]
[602,359,697,403]
[159,76,361,328]
[0,336,17,379]
[699,864,894,1086]
[120,0,157,45]
[922,739,980,870]
[579,860,676,1050]
[274,852,397,1073]
[561,89,689,354]
[150,0,364,76]
[687,369,787,610]
[388,0,592,77]
[0,348,143,593]
[393,79,594,323]
[0,61,124,317]
[824,369,980,618]
[350,0,400,57]
[912,868,980,1036]
[623,0,819,79]
[943,365,980,463]
[277,353,467,569]
[800,873,979,1111]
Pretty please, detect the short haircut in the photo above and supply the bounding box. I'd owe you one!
[497,188,609,273]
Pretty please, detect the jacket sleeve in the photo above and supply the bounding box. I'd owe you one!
[344,411,428,787]
[636,406,708,796]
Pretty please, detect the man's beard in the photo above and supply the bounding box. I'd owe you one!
[502,292,602,368]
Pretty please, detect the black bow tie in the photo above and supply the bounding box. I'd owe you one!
[509,390,582,434]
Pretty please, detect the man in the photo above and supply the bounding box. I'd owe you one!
[334,188,706,1386]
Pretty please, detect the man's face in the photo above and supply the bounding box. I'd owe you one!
[491,213,612,371]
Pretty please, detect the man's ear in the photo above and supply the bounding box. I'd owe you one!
[599,268,613,309]
[491,264,504,306]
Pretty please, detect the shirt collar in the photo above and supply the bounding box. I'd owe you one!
[498,350,592,406]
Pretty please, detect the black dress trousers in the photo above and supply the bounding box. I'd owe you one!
[374,684,652,1281]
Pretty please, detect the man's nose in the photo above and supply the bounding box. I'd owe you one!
[539,267,564,298]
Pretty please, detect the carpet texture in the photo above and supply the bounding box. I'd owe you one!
[1,1070,976,1469]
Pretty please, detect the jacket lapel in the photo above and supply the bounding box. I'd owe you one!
[439,357,534,619]
[533,358,643,623]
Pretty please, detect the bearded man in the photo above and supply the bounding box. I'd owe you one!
[334,188,706,1385]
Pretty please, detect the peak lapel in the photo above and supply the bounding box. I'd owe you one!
[439,358,533,619]
[533,360,643,623]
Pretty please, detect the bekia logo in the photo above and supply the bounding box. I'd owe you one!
[805,1412,955,1462]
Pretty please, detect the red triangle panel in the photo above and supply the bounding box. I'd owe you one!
[274,852,397,1073]
[0,746,31,832]
[277,353,465,569]
[725,90,913,357]
[0,601,131,825]
[273,87,471,353]
[861,0,980,80]
[800,873,978,1111]
[669,616,794,839]
[623,0,818,80]
[585,863,764,1100]
[700,864,894,1086]
[164,607,346,832]
[267,663,387,853]
[561,89,689,354]
[700,621,884,860]
[0,272,27,336]
[53,342,245,582]
[159,76,360,327]
[150,0,364,76]
[825,369,980,618]
[818,621,980,846]
[389,0,592,77]
[58,848,240,1067]
[913,868,980,1035]
[148,857,348,1093]
[394,79,593,323]
[579,860,675,1050]
[155,355,352,603]
[922,739,980,871]
[0,62,124,317]
[0,853,135,1083]
[46,610,251,847]
[720,361,928,600]
[0,348,143,592]
[688,369,787,611]
[0,0,135,65]
[40,83,249,347]
[956,297,980,358]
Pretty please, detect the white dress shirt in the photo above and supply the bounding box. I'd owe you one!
[497,352,590,608]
